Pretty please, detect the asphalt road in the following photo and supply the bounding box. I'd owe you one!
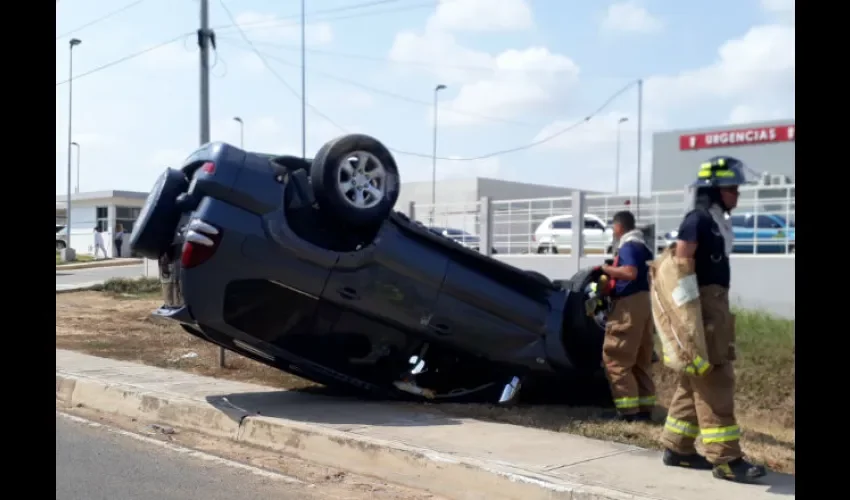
[56,264,146,290]
[56,414,312,500]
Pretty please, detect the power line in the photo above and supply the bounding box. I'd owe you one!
[224,42,539,127]
[56,0,150,40]
[232,26,639,161]
[218,36,575,76]
[213,0,439,32]
[216,0,352,139]
[52,0,444,86]
[55,32,193,86]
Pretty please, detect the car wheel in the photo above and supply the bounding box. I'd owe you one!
[56,240,66,250]
[128,168,190,260]
[310,134,400,228]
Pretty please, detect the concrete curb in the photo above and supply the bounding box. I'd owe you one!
[56,259,144,271]
[55,372,656,500]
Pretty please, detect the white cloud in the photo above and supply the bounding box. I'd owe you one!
[232,11,333,45]
[532,1,794,192]
[600,2,664,35]
[390,28,580,127]
[726,105,779,125]
[644,22,795,115]
[428,0,533,32]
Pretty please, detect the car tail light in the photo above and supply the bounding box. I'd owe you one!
[181,219,222,269]
[200,161,215,174]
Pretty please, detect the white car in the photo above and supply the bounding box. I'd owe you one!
[533,214,613,254]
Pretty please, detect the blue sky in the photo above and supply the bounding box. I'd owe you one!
[55,0,795,196]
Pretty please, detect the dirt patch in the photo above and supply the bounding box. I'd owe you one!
[56,292,794,474]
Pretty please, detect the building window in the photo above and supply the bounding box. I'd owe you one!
[96,206,108,232]
[115,205,141,233]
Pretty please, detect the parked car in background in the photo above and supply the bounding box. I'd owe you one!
[533,214,613,254]
[426,226,497,254]
[662,213,795,254]
[56,224,67,250]
[729,213,795,254]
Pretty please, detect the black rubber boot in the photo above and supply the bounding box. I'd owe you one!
[662,449,713,470]
[712,458,767,482]
[633,411,652,422]
[600,411,639,422]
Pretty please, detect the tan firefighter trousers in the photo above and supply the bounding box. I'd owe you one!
[659,285,742,465]
[603,291,656,415]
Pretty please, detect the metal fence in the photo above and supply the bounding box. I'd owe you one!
[410,184,796,256]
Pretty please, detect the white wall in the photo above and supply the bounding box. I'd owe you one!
[494,254,795,319]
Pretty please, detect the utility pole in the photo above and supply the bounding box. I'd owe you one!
[615,117,628,195]
[65,38,82,259]
[300,0,307,158]
[71,141,81,193]
[431,84,446,225]
[199,0,211,145]
[636,78,643,220]
[198,0,223,367]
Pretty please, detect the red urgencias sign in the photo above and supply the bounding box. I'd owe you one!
[679,125,795,150]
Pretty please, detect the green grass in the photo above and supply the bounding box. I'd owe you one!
[55,252,95,265]
[731,308,795,422]
[90,277,161,296]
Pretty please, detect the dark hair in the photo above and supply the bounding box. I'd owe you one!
[612,210,636,231]
[694,186,723,210]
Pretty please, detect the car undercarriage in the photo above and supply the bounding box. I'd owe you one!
[134,135,644,406]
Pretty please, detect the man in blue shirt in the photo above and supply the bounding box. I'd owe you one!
[600,211,656,422]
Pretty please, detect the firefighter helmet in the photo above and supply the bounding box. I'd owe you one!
[691,156,749,187]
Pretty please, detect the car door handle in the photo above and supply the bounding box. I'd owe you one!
[429,323,451,335]
[337,287,359,300]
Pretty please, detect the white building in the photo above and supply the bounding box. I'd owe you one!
[55,190,148,256]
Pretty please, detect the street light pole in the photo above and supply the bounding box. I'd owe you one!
[199,0,211,145]
[636,78,644,220]
[615,117,628,195]
[233,116,244,148]
[71,142,80,193]
[66,38,82,257]
[431,84,446,224]
[198,0,222,367]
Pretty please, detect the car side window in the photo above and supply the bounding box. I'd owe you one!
[551,219,571,229]
[584,219,604,230]
[729,215,754,228]
[756,215,781,229]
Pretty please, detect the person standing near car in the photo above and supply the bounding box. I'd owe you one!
[93,226,108,259]
[114,224,124,258]
[657,156,766,482]
[599,210,656,422]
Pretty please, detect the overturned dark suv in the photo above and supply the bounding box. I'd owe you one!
[132,134,623,404]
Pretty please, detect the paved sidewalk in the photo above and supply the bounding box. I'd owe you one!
[56,350,795,500]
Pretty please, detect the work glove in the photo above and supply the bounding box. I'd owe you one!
[683,355,712,377]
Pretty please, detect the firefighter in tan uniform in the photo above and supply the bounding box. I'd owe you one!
[658,156,767,482]
[599,211,656,422]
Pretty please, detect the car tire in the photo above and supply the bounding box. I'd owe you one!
[56,240,66,250]
[310,134,400,227]
[129,168,190,260]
